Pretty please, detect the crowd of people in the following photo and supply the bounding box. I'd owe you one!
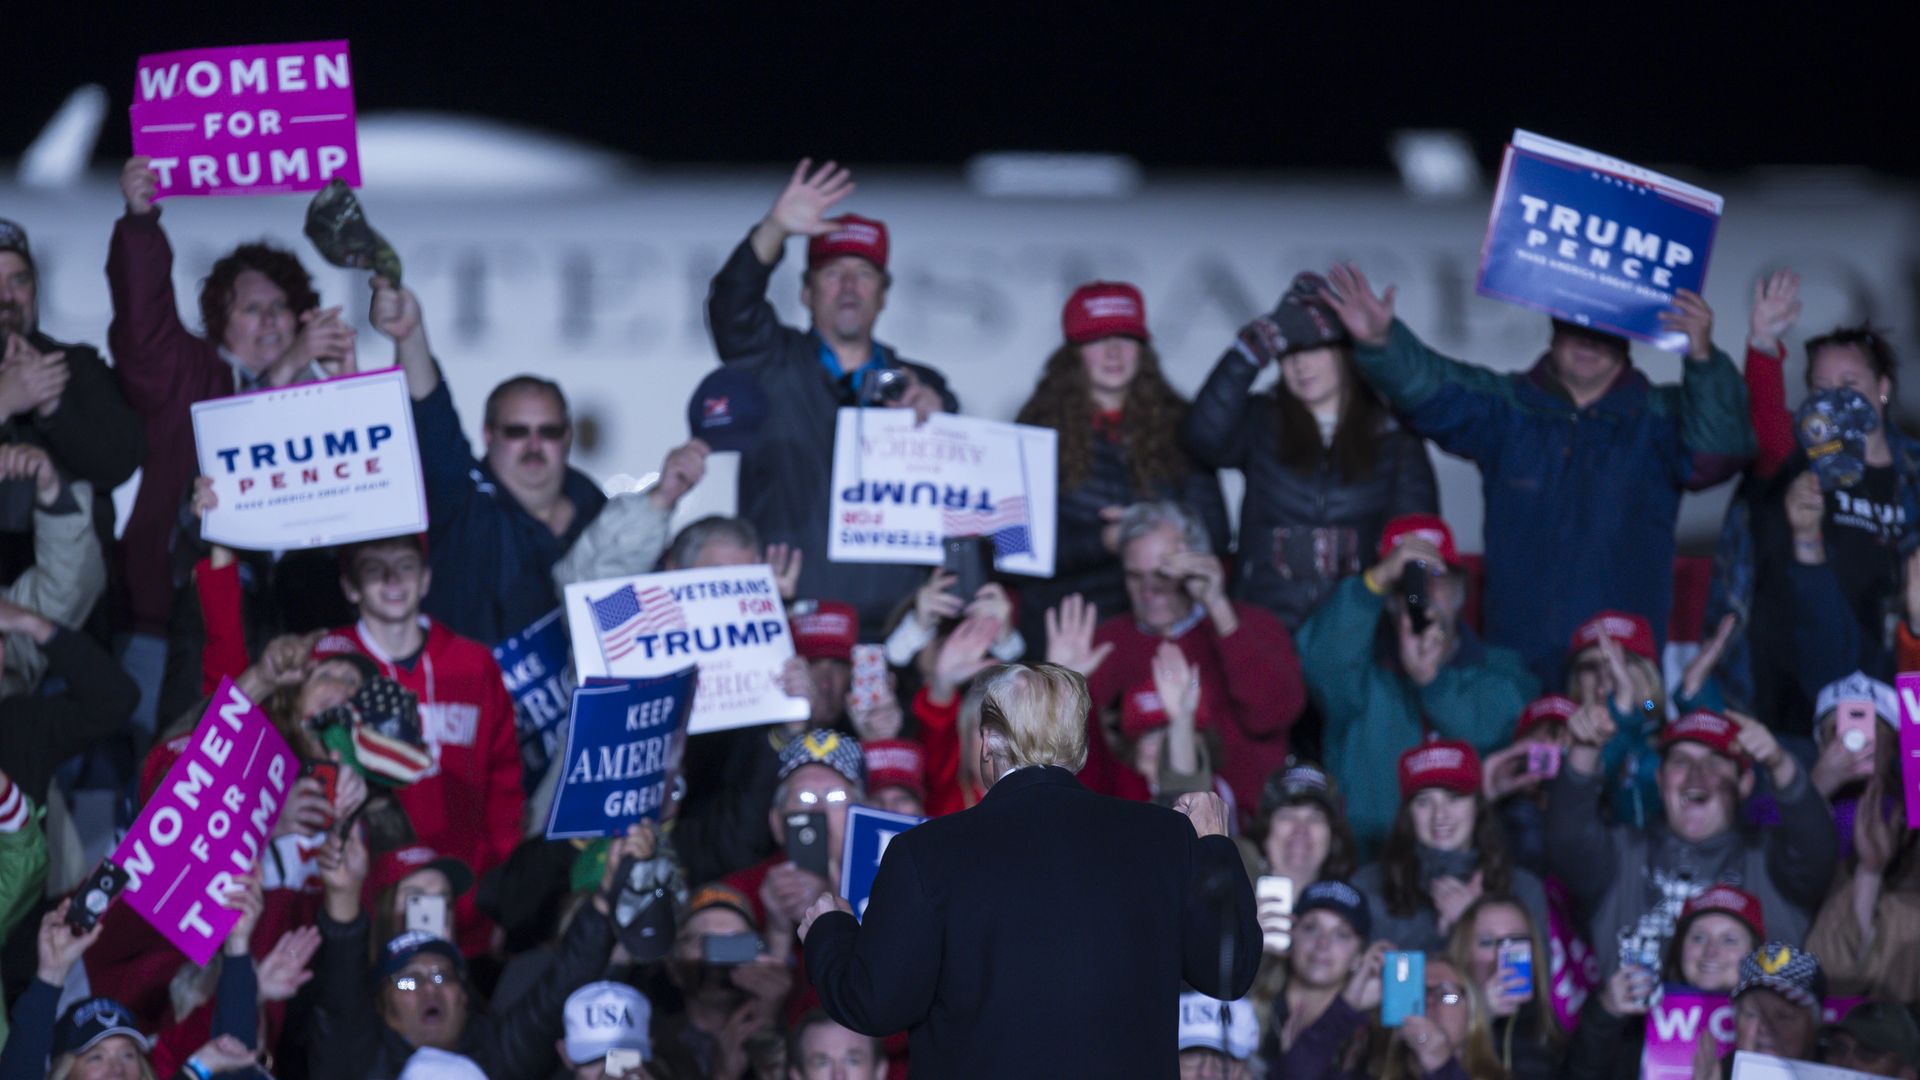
[0,150,1917,1079]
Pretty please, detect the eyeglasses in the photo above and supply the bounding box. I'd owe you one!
[497,423,567,442]
[1426,982,1465,1007]
[795,789,849,806]
[391,968,452,992]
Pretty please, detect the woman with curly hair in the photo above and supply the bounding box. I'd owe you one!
[1011,282,1227,649]
[109,156,357,734]
[1184,271,1436,629]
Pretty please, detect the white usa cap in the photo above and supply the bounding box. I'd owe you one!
[398,1047,488,1080]
[565,981,652,1064]
[1177,992,1259,1060]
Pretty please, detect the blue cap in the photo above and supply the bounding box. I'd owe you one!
[380,929,467,979]
[1294,879,1371,940]
[53,997,149,1057]
[687,367,768,453]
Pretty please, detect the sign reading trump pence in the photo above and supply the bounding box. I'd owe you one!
[828,408,1058,577]
[110,679,298,965]
[1476,130,1723,351]
[192,368,427,551]
[131,40,360,200]
[564,565,809,735]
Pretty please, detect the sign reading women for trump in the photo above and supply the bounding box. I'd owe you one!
[564,565,809,735]
[828,408,1057,576]
[131,41,360,199]
[192,368,427,551]
[1476,130,1723,351]
[109,679,297,965]
[545,668,695,839]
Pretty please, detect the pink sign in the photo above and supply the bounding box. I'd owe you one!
[110,678,298,964]
[1546,877,1600,1030]
[1898,674,1920,828]
[1643,991,1736,1080]
[130,41,359,200]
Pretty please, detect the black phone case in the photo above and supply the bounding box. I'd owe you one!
[784,811,831,878]
[943,536,993,604]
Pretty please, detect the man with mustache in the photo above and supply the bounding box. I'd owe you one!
[382,276,607,647]
[0,218,143,623]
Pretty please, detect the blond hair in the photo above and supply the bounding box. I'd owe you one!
[978,664,1090,773]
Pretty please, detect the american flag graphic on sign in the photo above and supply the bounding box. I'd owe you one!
[588,584,687,661]
[942,496,1032,558]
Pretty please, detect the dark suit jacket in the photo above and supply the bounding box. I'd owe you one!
[805,765,1260,1079]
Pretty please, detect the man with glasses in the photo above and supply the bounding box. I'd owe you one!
[381,276,607,646]
[1819,1000,1920,1079]
[310,823,651,1077]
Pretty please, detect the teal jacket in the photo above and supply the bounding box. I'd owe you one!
[1298,576,1539,854]
[1352,320,1753,683]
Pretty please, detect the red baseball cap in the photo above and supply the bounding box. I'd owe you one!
[1660,710,1750,769]
[366,844,474,900]
[1119,683,1211,741]
[1377,514,1462,568]
[807,214,888,271]
[1062,281,1149,344]
[1515,695,1579,739]
[791,600,857,662]
[1568,610,1656,663]
[1678,884,1766,944]
[1397,739,1481,800]
[863,739,926,802]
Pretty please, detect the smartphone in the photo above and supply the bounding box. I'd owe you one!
[1401,563,1432,635]
[784,811,831,878]
[303,761,340,829]
[1525,743,1562,779]
[1497,939,1534,998]
[67,861,130,932]
[602,1047,644,1076]
[849,644,889,712]
[405,894,449,940]
[702,932,764,965]
[942,536,994,604]
[1836,700,1876,754]
[1255,876,1294,953]
[1381,951,1425,1027]
[1622,938,1663,1007]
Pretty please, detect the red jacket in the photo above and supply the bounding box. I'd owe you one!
[913,688,984,818]
[106,210,249,634]
[313,619,525,957]
[1083,603,1305,822]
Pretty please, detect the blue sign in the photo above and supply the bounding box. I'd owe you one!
[493,607,576,786]
[838,805,925,920]
[1476,131,1722,350]
[543,666,695,840]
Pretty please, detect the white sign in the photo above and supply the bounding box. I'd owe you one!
[564,564,809,735]
[192,368,427,550]
[1731,1052,1880,1080]
[828,408,1057,576]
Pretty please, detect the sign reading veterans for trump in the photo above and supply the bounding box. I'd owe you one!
[564,565,809,735]
[192,368,427,551]
[131,41,360,199]
[1476,130,1723,351]
[828,408,1058,576]
[839,805,925,920]
[544,668,694,840]
[110,679,297,965]
[494,608,576,783]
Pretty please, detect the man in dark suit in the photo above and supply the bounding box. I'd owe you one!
[799,662,1260,1079]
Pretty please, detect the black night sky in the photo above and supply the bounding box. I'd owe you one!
[4,4,1913,180]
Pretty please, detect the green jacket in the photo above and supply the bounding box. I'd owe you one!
[1297,576,1539,854]
[0,803,50,1050]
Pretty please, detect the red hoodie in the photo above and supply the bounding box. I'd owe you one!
[313,618,524,957]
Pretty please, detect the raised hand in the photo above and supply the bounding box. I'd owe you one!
[648,439,710,513]
[316,824,369,922]
[913,570,966,629]
[766,541,803,601]
[36,900,103,986]
[1429,870,1483,933]
[0,334,69,419]
[258,925,322,1001]
[220,864,266,957]
[1342,941,1392,1011]
[1680,613,1737,701]
[1319,263,1396,348]
[764,159,856,239]
[1785,471,1825,549]
[1658,288,1715,361]
[964,582,1015,638]
[369,276,423,345]
[1044,594,1113,678]
[1149,641,1199,728]
[932,614,999,698]
[1598,962,1656,1017]
[1853,773,1901,876]
[1748,269,1802,354]
[1728,710,1794,788]
[121,156,158,215]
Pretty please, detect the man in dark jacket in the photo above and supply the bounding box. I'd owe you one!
[309,820,644,1079]
[382,278,606,646]
[800,663,1260,1079]
[1319,264,1753,683]
[706,160,957,637]
[0,218,144,602]
[0,594,139,805]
